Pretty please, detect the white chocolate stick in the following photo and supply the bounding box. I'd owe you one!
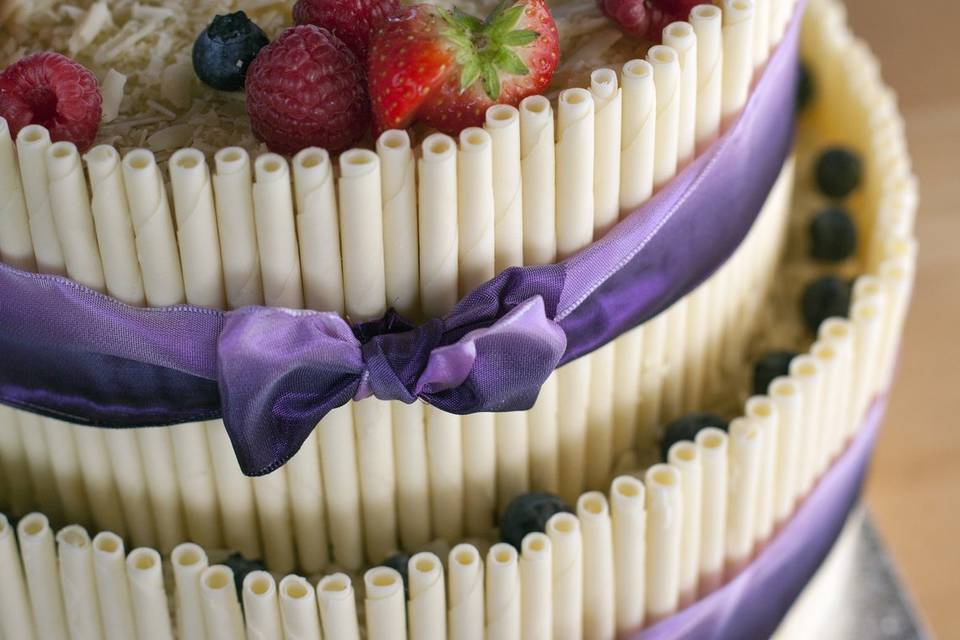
[122,148,188,551]
[169,423,222,549]
[769,0,788,46]
[486,104,524,273]
[0,406,33,516]
[251,154,301,574]
[409,552,447,640]
[14,413,63,522]
[293,147,344,313]
[171,543,209,640]
[520,95,559,495]
[721,0,756,120]
[18,514,68,638]
[663,22,699,166]
[0,514,36,640]
[377,130,431,549]
[877,254,916,391]
[365,567,407,640]
[611,476,645,634]
[745,397,778,543]
[16,125,65,274]
[448,544,484,640]
[253,154,303,308]
[590,69,622,236]
[419,134,465,541]
[378,130,421,317]
[820,319,855,450]
[752,0,770,68]
[317,574,360,640]
[486,544,521,640]
[691,4,724,148]
[243,572,283,640]
[213,148,263,309]
[645,464,682,621]
[0,117,34,271]
[279,576,322,640]
[318,404,365,570]
[647,46,681,187]
[205,422,261,560]
[520,533,552,640]
[810,341,839,475]
[547,512,582,640]
[668,442,702,603]
[339,149,398,562]
[457,127,498,535]
[85,146,156,548]
[768,378,801,523]
[556,88,595,504]
[850,298,885,428]
[57,525,104,640]
[126,548,174,640]
[577,493,614,640]
[40,418,90,525]
[587,341,615,491]
[725,418,761,570]
[619,59,656,213]
[695,428,727,592]
[789,356,822,496]
[200,565,246,640]
[92,533,136,640]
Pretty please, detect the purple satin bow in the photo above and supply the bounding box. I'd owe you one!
[219,294,565,475]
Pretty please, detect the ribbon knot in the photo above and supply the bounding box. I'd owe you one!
[217,285,566,476]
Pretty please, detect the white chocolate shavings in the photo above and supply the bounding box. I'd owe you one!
[0,0,641,164]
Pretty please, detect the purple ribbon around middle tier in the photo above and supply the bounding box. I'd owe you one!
[0,4,801,475]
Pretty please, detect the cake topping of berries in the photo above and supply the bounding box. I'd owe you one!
[752,351,798,396]
[293,0,399,62]
[815,147,863,199]
[598,0,700,42]
[382,552,410,595]
[222,553,266,597]
[661,412,728,461]
[368,0,559,135]
[245,25,370,155]
[193,11,270,92]
[0,52,101,152]
[809,206,858,262]
[500,492,572,550]
[801,276,851,334]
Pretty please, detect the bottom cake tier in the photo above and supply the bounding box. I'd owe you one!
[0,0,918,638]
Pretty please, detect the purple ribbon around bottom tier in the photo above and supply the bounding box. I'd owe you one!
[633,396,886,640]
[0,4,802,475]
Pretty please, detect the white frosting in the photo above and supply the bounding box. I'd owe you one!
[56,525,104,640]
[126,548,174,640]
[16,125,65,275]
[170,543,209,640]
[0,117,35,271]
[316,574,361,640]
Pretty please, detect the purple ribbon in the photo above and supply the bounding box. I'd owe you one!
[631,396,886,640]
[0,4,803,474]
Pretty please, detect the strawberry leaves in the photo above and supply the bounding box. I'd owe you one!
[438,0,540,100]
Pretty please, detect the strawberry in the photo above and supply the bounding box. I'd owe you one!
[293,0,400,62]
[367,0,559,135]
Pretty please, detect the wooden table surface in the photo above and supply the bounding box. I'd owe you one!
[842,0,960,636]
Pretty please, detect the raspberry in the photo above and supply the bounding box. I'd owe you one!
[245,26,370,155]
[293,0,399,61]
[598,0,698,41]
[0,52,101,152]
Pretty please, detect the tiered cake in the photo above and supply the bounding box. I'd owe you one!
[0,0,917,638]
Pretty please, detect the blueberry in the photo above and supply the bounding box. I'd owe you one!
[660,413,728,461]
[814,147,863,199]
[193,11,269,91]
[752,351,798,396]
[801,276,851,334]
[383,552,410,596]
[809,206,857,262]
[500,492,573,550]
[223,553,266,598]
[797,61,814,112]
